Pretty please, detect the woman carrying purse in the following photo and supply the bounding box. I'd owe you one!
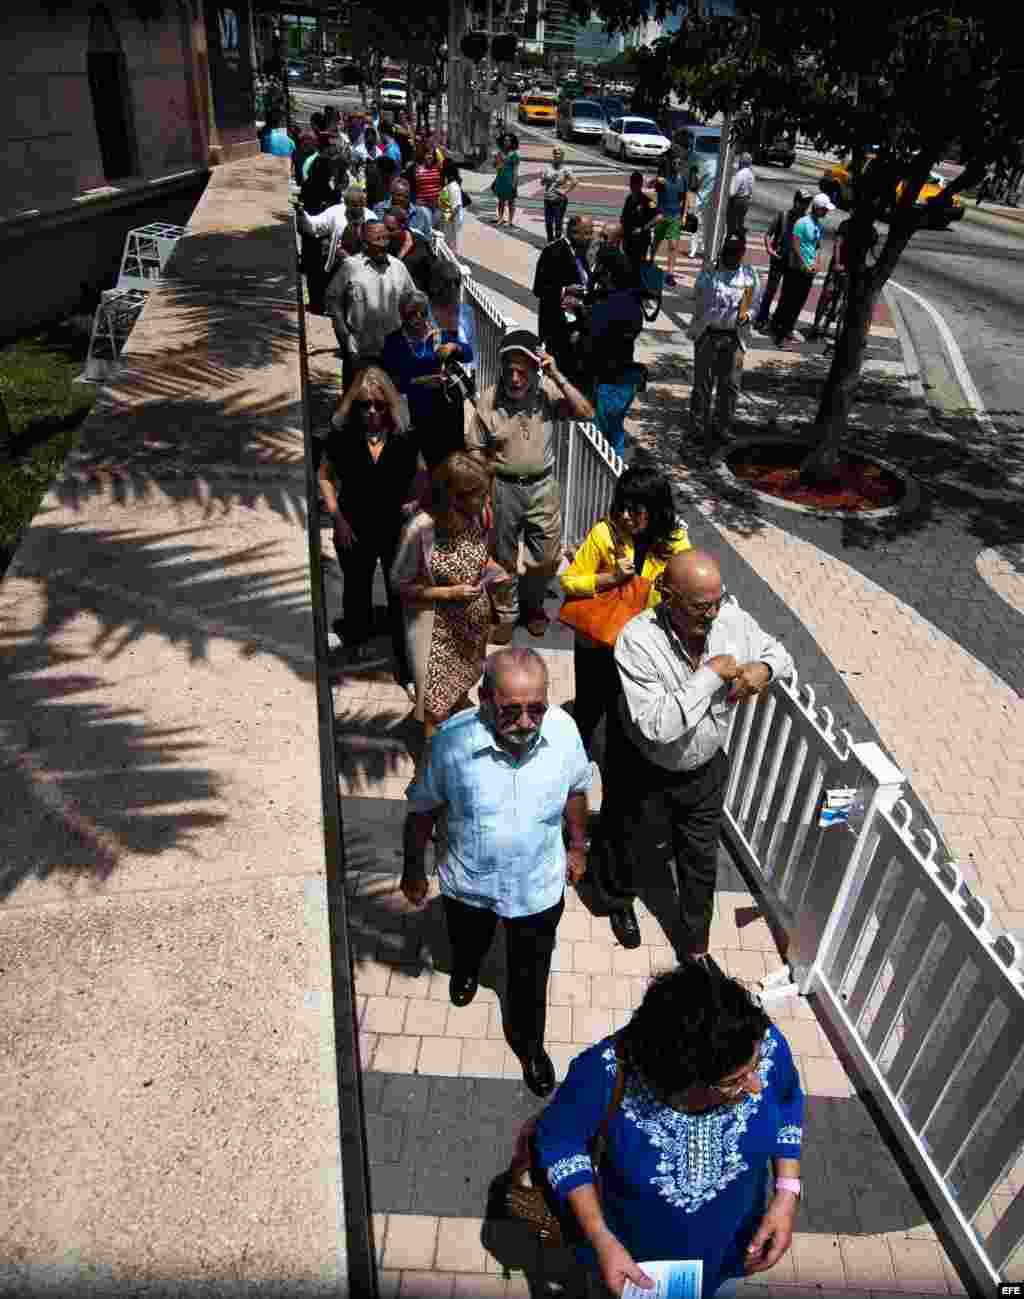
[560,462,690,761]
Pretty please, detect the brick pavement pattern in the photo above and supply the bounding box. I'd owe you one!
[302,185,1024,1293]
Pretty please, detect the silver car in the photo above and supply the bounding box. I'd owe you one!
[556,98,606,143]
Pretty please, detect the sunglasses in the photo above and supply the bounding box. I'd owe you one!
[656,579,728,617]
[356,398,388,412]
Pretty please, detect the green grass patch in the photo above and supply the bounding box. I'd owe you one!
[0,325,95,574]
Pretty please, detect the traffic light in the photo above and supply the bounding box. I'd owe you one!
[461,32,488,62]
[491,33,517,63]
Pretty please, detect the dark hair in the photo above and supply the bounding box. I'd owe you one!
[441,159,462,185]
[310,111,325,132]
[301,155,335,211]
[609,461,679,560]
[630,170,644,186]
[504,132,519,150]
[594,245,633,292]
[619,964,771,1098]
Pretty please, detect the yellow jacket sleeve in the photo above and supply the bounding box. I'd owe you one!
[560,521,617,598]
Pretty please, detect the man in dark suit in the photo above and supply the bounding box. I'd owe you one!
[531,213,594,381]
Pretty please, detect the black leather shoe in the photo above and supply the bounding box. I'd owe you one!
[449,972,479,1007]
[609,905,642,949]
[521,1048,556,1098]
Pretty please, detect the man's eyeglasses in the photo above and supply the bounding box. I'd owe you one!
[356,398,388,412]
[495,702,547,726]
[656,579,728,617]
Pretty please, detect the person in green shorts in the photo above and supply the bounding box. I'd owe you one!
[649,152,687,287]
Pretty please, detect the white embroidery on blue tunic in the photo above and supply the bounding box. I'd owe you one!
[548,1153,592,1187]
[603,1031,783,1213]
[777,1124,802,1146]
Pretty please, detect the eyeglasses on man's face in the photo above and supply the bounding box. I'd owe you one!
[356,398,388,412]
[656,579,727,617]
[494,701,547,727]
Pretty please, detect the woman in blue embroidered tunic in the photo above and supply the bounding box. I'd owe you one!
[534,963,803,1298]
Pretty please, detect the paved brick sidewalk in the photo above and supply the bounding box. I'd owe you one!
[305,205,1022,1295]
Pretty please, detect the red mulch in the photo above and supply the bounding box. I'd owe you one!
[726,443,905,512]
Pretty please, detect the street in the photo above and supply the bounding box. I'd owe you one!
[298,84,1024,430]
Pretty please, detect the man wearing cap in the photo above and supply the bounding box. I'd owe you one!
[755,189,810,332]
[687,232,761,447]
[771,192,834,348]
[467,329,594,641]
[727,151,755,235]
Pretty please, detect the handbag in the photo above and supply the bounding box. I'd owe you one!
[558,575,652,649]
[505,1049,627,1247]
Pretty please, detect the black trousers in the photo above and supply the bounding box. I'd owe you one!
[755,258,786,327]
[602,729,729,953]
[442,893,564,1056]
[337,527,409,680]
[572,644,621,758]
[771,267,815,342]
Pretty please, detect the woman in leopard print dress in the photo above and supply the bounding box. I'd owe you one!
[392,452,512,738]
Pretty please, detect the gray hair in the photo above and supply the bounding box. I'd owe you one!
[480,648,549,697]
[399,287,430,313]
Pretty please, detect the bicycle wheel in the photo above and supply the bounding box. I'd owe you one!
[812,267,841,335]
[822,274,847,335]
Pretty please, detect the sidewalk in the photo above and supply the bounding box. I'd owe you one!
[313,199,1023,1295]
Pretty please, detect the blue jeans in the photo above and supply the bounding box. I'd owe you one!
[545,196,568,242]
[594,367,645,458]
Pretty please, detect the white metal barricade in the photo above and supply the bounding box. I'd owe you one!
[117,223,188,292]
[83,288,148,381]
[720,676,1024,1293]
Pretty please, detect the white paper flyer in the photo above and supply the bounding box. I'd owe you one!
[621,1258,703,1299]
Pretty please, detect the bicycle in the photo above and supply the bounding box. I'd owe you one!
[810,264,848,341]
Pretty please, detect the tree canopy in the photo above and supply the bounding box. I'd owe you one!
[570,1,1024,478]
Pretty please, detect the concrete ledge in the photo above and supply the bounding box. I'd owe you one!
[0,155,347,1291]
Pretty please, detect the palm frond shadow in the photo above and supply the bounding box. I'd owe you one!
[1,510,314,897]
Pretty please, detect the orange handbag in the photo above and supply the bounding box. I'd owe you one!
[558,575,652,648]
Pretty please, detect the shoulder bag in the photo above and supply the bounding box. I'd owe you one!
[558,575,652,649]
[505,1049,627,1247]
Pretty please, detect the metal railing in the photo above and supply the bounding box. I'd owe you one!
[432,230,623,548]
[720,678,1024,1295]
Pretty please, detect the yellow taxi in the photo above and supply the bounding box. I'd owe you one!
[819,158,965,228]
[518,94,558,126]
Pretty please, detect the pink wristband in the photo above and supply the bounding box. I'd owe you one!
[775,1177,801,1196]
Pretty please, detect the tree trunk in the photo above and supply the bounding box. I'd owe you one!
[0,393,12,462]
[800,270,878,485]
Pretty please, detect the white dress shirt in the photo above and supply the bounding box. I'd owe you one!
[688,264,761,350]
[614,600,793,772]
[731,165,755,199]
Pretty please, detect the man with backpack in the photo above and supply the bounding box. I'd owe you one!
[754,189,810,332]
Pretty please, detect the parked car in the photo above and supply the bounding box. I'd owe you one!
[672,124,723,187]
[603,116,671,164]
[753,134,796,168]
[287,62,305,82]
[820,157,965,227]
[519,93,558,126]
[556,98,605,143]
[379,78,408,107]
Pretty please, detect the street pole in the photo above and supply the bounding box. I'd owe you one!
[702,109,733,270]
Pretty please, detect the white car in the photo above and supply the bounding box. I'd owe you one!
[379,78,407,107]
[603,116,671,163]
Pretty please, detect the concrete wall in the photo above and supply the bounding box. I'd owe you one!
[0,172,208,342]
[3,1,203,218]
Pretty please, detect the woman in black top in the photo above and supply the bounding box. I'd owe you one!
[318,367,424,686]
[299,156,336,315]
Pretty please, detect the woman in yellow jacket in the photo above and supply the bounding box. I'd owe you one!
[561,462,691,760]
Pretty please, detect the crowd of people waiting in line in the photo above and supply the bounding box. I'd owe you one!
[306,122,810,1298]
